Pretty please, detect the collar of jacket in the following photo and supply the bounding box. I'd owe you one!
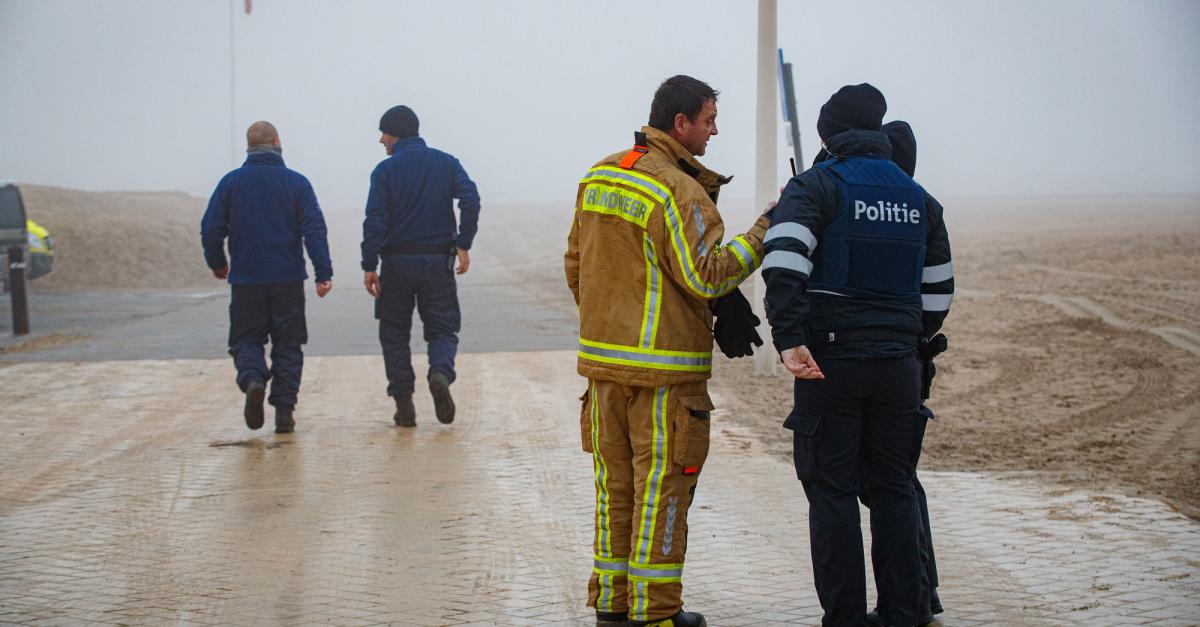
[244,149,285,166]
[824,129,892,160]
[641,126,732,194]
[391,136,427,152]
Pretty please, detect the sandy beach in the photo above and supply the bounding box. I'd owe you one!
[13,187,1200,519]
[715,194,1200,519]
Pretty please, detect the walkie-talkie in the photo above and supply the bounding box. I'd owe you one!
[789,157,797,177]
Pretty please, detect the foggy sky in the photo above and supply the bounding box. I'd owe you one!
[2,0,1198,210]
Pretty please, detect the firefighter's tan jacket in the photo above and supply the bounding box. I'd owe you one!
[565,126,770,387]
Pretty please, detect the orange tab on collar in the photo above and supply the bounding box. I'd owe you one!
[618,145,647,169]
[618,131,649,169]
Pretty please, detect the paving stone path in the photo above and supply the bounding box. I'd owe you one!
[0,352,1197,625]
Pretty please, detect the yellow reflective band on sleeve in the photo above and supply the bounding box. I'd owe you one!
[580,181,654,228]
[726,235,760,271]
[639,234,661,350]
[578,339,711,373]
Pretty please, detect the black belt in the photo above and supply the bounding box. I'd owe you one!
[810,328,917,348]
[380,243,457,256]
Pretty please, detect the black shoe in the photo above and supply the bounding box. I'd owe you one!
[930,588,943,615]
[274,406,295,434]
[428,372,455,424]
[867,609,936,626]
[631,610,706,627]
[596,610,629,626]
[393,394,416,427]
[243,379,266,430]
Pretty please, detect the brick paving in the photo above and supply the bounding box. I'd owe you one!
[0,351,1197,625]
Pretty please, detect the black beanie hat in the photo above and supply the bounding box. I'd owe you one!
[882,120,917,177]
[379,105,419,138]
[816,83,886,141]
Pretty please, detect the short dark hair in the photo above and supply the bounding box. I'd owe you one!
[648,75,719,132]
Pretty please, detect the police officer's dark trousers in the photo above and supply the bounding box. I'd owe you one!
[788,353,924,627]
[376,254,461,398]
[860,406,938,618]
[228,282,307,408]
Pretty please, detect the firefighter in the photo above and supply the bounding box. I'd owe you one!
[201,121,333,434]
[762,85,954,627]
[361,105,480,427]
[565,75,771,627]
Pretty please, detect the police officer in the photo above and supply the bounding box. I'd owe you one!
[762,85,953,627]
[861,120,954,626]
[361,105,480,427]
[201,121,333,434]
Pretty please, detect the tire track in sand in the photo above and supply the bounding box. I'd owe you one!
[1034,294,1200,357]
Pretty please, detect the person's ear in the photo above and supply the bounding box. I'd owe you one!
[674,112,689,133]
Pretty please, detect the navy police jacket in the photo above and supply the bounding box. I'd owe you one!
[360,136,481,272]
[201,149,332,285]
[763,130,953,358]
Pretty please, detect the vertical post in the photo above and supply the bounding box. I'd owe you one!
[9,247,30,335]
[753,0,778,375]
[229,0,237,168]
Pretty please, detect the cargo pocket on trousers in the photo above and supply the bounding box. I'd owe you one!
[671,394,715,470]
[580,388,594,454]
[783,408,822,481]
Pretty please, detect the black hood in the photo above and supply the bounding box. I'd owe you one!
[882,121,917,177]
[823,129,892,160]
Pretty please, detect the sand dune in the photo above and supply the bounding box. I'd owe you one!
[20,184,213,289]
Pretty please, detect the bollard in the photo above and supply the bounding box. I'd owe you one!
[9,246,29,335]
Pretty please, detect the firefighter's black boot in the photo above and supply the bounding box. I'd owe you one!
[631,610,706,627]
[429,372,455,424]
[596,610,629,626]
[393,394,416,427]
[243,379,266,430]
[274,405,295,434]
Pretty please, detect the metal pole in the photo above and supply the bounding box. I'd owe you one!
[229,0,237,168]
[9,247,29,335]
[753,0,778,375]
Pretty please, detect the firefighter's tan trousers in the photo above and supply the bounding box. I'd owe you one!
[581,379,713,622]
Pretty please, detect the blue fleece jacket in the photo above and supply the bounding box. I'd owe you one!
[360,136,480,272]
[201,150,333,285]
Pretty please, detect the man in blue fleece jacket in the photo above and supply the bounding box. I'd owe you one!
[201,121,333,434]
[361,105,480,428]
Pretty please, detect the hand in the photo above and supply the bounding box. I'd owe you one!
[781,345,824,379]
[315,281,332,298]
[212,266,229,280]
[762,186,785,215]
[456,249,470,275]
[363,271,381,298]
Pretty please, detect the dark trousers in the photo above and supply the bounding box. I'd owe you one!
[787,354,924,627]
[861,406,940,616]
[228,282,307,408]
[376,254,460,398]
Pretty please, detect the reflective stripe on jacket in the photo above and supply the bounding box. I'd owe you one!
[565,126,769,386]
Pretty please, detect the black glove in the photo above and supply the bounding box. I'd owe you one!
[918,333,948,400]
[712,287,764,358]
